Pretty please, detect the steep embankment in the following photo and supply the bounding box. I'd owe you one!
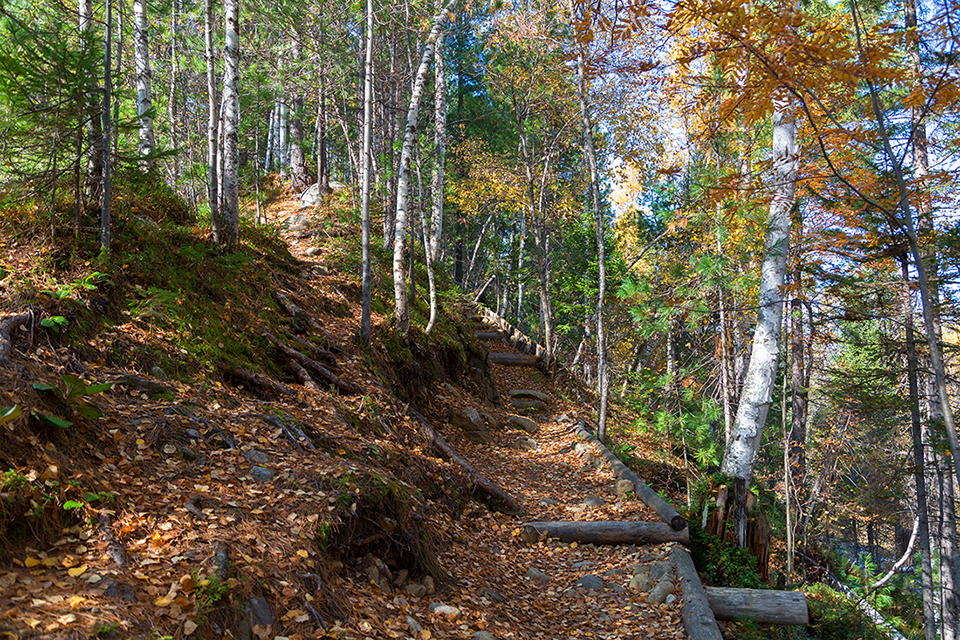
[0,189,686,640]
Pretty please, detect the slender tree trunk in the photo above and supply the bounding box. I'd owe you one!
[392,0,457,337]
[289,46,313,192]
[100,0,112,251]
[80,0,102,206]
[205,0,220,234]
[360,0,374,343]
[218,0,240,252]
[168,0,180,179]
[133,0,156,166]
[900,258,938,640]
[572,6,607,440]
[720,86,797,547]
[424,28,446,334]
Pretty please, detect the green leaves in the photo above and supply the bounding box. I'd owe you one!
[31,375,112,426]
[0,405,21,427]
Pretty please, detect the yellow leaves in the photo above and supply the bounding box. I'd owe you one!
[23,558,40,568]
[296,549,309,558]
[66,565,87,578]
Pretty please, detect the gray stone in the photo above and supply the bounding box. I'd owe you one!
[186,429,203,440]
[176,445,198,460]
[474,632,496,640]
[527,567,550,583]
[506,414,539,434]
[451,408,486,431]
[603,567,624,576]
[665,594,677,606]
[481,587,504,602]
[464,430,495,444]
[629,574,655,592]
[250,466,275,483]
[563,587,582,598]
[392,569,408,586]
[576,575,606,591]
[305,246,322,257]
[647,580,676,604]
[150,366,168,380]
[511,399,548,411]
[508,389,551,402]
[244,450,269,464]
[394,597,410,608]
[571,561,595,570]
[582,495,606,507]
[538,497,559,507]
[574,442,593,455]
[511,437,538,451]
[405,583,427,597]
[405,616,423,635]
[557,413,573,424]
[286,212,312,230]
[479,412,499,429]
[422,575,435,594]
[610,583,626,594]
[429,603,461,619]
[615,479,636,498]
[238,596,274,640]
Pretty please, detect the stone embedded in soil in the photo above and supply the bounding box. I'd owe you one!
[423,575,436,594]
[582,495,606,507]
[405,583,427,597]
[511,399,548,411]
[250,466,275,482]
[508,389,551,402]
[405,615,423,634]
[305,246,322,256]
[615,479,635,498]
[452,408,486,431]
[538,497,559,507]
[576,575,606,591]
[511,437,538,450]
[571,561,595,570]
[629,573,655,592]
[507,414,539,434]
[527,567,550,583]
[429,603,461,619]
[287,212,312,230]
[238,596,275,640]
[647,580,676,604]
[474,632,496,640]
[244,450,269,464]
[150,366,168,380]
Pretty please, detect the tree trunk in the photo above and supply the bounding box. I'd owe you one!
[167,0,180,179]
[133,0,155,167]
[720,86,797,547]
[79,0,102,206]
[392,0,457,337]
[205,0,219,233]
[100,0,112,251]
[704,587,809,625]
[572,4,607,442]
[359,0,374,344]
[218,0,240,252]
[424,28,446,334]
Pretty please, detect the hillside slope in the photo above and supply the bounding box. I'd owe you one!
[0,190,685,640]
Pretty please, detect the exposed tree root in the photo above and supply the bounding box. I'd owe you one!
[0,310,34,367]
[288,359,320,390]
[407,407,519,514]
[262,331,361,395]
[218,363,296,396]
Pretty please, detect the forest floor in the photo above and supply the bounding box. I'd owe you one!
[0,186,690,640]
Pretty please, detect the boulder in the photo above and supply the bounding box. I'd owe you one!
[615,479,635,498]
[451,408,485,432]
[576,575,606,591]
[238,596,274,640]
[511,399,548,411]
[507,414,539,434]
[508,389,551,402]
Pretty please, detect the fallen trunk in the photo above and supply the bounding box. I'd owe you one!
[263,331,361,394]
[219,364,295,396]
[704,587,809,625]
[520,520,689,546]
[476,331,508,341]
[408,407,519,514]
[571,420,687,530]
[488,352,539,367]
[672,547,723,640]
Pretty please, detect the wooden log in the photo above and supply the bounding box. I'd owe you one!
[407,407,519,514]
[672,547,723,640]
[571,420,687,531]
[521,521,690,546]
[704,587,809,626]
[475,331,507,341]
[488,352,539,367]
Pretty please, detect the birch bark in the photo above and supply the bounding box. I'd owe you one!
[133,0,155,166]
[360,0,374,343]
[392,0,457,336]
[219,0,240,251]
[205,0,220,236]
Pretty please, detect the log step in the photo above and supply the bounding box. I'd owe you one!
[476,331,508,341]
[488,352,539,367]
[704,587,809,625]
[521,521,690,546]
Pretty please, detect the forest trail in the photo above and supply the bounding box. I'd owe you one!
[0,190,688,640]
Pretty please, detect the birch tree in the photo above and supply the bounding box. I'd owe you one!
[133,0,155,166]
[392,0,457,337]
[205,0,219,236]
[422,29,446,334]
[100,0,112,250]
[218,0,240,251]
[360,0,374,343]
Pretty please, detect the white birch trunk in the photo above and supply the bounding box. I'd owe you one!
[219,0,240,251]
[720,88,797,511]
[205,0,219,235]
[133,0,155,166]
[424,30,446,334]
[101,0,112,250]
[392,0,457,336]
[360,0,374,343]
